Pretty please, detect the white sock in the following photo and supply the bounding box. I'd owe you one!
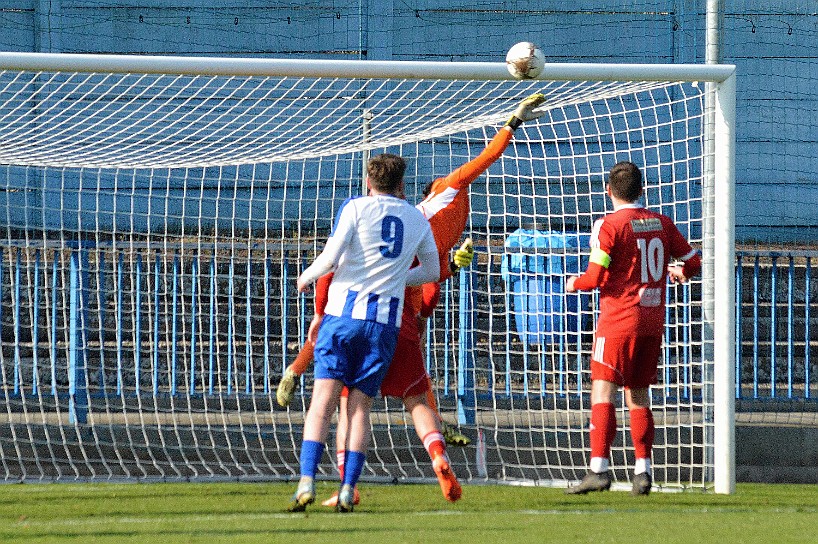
[590,457,609,474]
[634,458,651,476]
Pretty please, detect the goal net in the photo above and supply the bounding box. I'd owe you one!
[0,53,735,492]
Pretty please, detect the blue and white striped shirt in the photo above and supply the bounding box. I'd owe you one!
[299,194,438,328]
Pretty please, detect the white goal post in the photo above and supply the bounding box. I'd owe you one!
[0,53,735,493]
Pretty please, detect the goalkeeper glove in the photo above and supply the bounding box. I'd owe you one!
[449,238,474,273]
[505,92,546,130]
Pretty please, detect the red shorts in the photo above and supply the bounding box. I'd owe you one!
[379,317,430,399]
[590,335,662,388]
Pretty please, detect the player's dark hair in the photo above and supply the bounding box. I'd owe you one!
[607,161,643,202]
[367,153,406,194]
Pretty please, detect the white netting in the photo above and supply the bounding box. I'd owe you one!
[0,70,673,168]
[0,58,729,490]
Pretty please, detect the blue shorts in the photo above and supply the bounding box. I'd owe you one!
[313,314,399,397]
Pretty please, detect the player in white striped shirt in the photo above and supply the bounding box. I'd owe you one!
[288,153,439,513]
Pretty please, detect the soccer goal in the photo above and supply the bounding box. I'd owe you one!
[0,53,735,493]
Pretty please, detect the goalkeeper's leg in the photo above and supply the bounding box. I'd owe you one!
[424,376,471,446]
[276,341,315,407]
[405,393,462,502]
[380,321,460,501]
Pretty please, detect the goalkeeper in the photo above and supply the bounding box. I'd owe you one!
[277,93,546,504]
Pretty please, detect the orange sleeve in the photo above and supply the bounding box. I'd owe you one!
[436,127,513,192]
[422,127,513,282]
[314,272,333,315]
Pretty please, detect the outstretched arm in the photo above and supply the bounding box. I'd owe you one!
[434,93,547,193]
[504,92,547,131]
[419,95,545,282]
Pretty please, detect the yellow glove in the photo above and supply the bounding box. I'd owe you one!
[506,92,546,130]
[450,238,474,271]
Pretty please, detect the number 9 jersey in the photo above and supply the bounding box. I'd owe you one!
[322,194,438,328]
[574,203,700,338]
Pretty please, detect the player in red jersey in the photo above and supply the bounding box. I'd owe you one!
[277,93,547,505]
[564,161,701,496]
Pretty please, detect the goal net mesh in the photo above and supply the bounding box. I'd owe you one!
[0,63,714,489]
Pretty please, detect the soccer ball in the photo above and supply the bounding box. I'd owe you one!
[505,42,545,80]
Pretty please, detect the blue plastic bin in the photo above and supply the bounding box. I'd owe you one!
[501,229,587,345]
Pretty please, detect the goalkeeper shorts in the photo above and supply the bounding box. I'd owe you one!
[379,314,430,399]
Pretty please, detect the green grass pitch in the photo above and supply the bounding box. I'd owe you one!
[2,480,817,543]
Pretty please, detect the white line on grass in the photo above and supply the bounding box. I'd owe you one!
[15,505,818,530]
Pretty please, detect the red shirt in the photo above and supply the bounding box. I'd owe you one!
[573,204,699,337]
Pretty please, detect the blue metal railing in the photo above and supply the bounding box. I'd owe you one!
[0,244,303,422]
[735,250,816,400]
[1,245,815,423]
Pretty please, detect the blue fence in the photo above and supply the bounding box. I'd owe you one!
[1,244,815,417]
[0,242,308,423]
[735,250,816,400]
[482,248,817,403]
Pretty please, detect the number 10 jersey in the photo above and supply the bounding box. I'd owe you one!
[587,203,697,338]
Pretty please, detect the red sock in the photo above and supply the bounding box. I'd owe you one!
[336,449,346,480]
[590,403,617,459]
[290,342,314,376]
[422,431,446,460]
[629,407,655,460]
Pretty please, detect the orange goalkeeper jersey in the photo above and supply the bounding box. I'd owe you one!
[416,127,513,281]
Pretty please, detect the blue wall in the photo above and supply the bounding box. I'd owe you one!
[1,1,815,243]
